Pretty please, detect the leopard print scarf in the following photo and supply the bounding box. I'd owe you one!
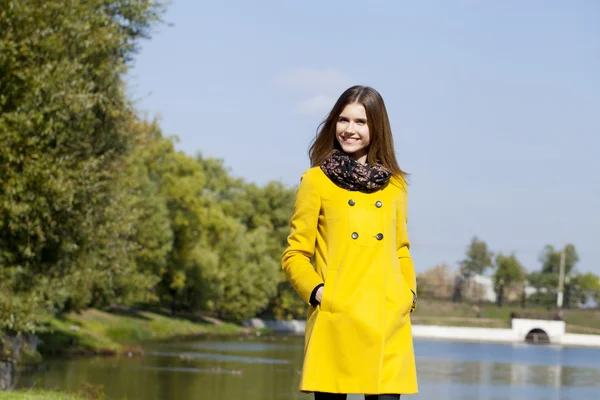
[320,149,391,193]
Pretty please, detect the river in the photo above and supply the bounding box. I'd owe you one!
[17,335,600,399]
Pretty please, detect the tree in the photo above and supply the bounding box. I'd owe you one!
[0,0,165,334]
[539,244,579,276]
[140,134,214,313]
[461,236,494,276]
[494,253,525,308]
[205,224,279,321]
[118,120,174,304]
[528,244,580,307]
[570,272,600,307]
[576,272,600,296]
[197,155,303,320]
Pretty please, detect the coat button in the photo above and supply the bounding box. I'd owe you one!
[351,232,359,239]
[376,233,384,240]
[348,199,355,206]
[375,201,382,208]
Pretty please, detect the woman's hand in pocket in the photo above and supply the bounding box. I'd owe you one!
[316,286,324,304]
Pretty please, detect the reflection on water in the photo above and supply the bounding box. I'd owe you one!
[162,340,303,353]
[144,350,291,364]
[417,340,600,388]
[17,336,600,400]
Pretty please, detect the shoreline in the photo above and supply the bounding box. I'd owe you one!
[411,324,600,348]
[245,318,600,348]
[9,307,600,361]
[31,308,263,359]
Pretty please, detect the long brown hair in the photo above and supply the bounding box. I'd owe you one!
[308,85,408,183]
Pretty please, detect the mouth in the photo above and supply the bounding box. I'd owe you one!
[340,136,359,145]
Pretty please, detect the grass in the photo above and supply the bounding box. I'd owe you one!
[411,316,511,329]
[22,299,600,356]
[37,307,254,356]
[413,298,600,333]
[0,390,82,400]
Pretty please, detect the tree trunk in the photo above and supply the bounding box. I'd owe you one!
[0,360,13,391]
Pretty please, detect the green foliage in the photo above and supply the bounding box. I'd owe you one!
[197,155,304,319]
[122,128,294,321]
[0,0,306,342]
[539,244,579,276]
[527,243,600,308]
[0,389,83,400]
[493,253,525,307]
[527,244,579,307]
[0,0,166,333]
[134,128,210,311]
[494,253,525,288]
[268,282,310,320]
[461,236,494,276]
[206,225,279,321]
[576,272,600,295]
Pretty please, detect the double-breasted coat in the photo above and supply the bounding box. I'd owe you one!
[282,166,418,395]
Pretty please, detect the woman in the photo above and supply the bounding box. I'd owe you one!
[282,86,418,399]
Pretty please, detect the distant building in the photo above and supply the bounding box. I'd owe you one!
[467,274,496,302]
[579,293,598,309]
[465,274,537,304]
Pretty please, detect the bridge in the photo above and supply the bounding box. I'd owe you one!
[412,318,600,347]
[512,318,564,343]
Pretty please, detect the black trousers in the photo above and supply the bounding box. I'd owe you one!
[314,392,400,400]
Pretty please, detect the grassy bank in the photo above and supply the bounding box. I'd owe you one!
[413,298,600,333]
[0,390,81,400]
[38,308,256,356]
[29,300,600,356]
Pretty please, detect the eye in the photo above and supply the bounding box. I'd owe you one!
[356,119,367,125]
[338,117,348,123]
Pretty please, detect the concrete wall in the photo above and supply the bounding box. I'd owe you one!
[244,318,600,348]
[244,318,305,334]
[561,333,600,347]
[411,325,516,343]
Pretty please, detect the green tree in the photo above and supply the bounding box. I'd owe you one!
[461,236,494,276]
[196,155,293,320]
[576,272,600,295]
[528,243,580,307]
[140,135,212,313]
[118,120,174,303]
[569,272,600,307]
[539,244,579,277]
[494,253,525,307]
[202,224,279,321]
[0,0,165,333]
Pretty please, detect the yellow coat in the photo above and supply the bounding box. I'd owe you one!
[282,167,418,395]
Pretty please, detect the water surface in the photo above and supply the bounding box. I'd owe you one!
[18,335,600,399]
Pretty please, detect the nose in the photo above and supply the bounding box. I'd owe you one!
[344,122,357,134]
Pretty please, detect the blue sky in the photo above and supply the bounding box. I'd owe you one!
[127,0,600,277]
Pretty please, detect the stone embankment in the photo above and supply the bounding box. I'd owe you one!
[244,318,600,347]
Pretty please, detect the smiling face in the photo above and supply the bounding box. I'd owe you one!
[335,102,371,164]
[310,85,405,178]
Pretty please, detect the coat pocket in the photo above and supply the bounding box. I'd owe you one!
[389,262,413,316]
[320,269,338,313]
[398,271,414,314]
